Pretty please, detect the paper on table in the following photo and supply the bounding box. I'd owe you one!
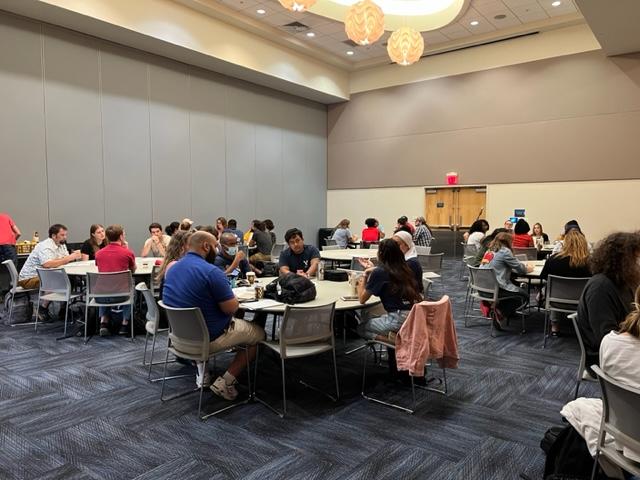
[242,299,284,310]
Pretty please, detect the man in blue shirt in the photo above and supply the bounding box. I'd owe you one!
[214,232,252,278]
[163,231,264,400]
[223,218,245,245]
[278,228,321,277]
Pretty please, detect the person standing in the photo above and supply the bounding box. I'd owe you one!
[0,212,21,265]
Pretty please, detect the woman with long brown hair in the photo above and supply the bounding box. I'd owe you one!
[357,239,422,342]
[80,224,107,261]
[577,231,640,366]
[540,230,592,335]
[156,230,192,287]
[481,232,533,329]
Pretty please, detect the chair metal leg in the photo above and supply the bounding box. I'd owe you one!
[160,346,170,401]
[34,291,41,333]
[574,380,580,400]
[281,357,287,417]
[142,332,150,366]
[197,382,204,419]
[147,334,156,380]
[8,292,14,324]
[332,347,340,400]
[130,302,134,342]
[590,450,600,480]
[361,343,414,414]
[542,310,550,348]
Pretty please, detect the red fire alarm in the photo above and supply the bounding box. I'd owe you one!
[446,172,459,185]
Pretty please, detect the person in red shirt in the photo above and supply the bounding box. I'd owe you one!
[512,219,534,248]
[361,217,385,244]
[95,225,136,336]
[0,212,21,266]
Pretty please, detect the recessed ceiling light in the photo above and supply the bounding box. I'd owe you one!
[551,1,561,6]
[470,20,479,26]
[306,32,315,37]
[346,50,355,56]
[256,8,266,14]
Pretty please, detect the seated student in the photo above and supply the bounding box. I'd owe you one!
[577,231,640,367]
[465,219,490,249]
[552,219,582,254]
[278,228,320,277]
[473,228,508,267]
[480,232,533,329]
[165,221,180,237]
[94,225,136,336]
[540,230,592,335]
[532,222,549,245]
[561,287,640,472]
[156,230,192,297]
[215,217,227,236]
[141,223,171,257]
[504,219,514,232]
[396,216,415,235]
[196,225,218,239]
[18,224,82,320]
[248,220,273,264]
[224,219,245,244]
[163,231,265,397]
[179,218,194,232]
[413,216,433,247]
[356,239,422,342]
[512,219,534,248]
[215,232,251,278]
[392,231,423,293]
[80,224,107,261]
[264,219,276,245]
[331,219,358,248]
[361,218,384,244]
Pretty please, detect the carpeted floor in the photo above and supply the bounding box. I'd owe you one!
[0,259,597,480]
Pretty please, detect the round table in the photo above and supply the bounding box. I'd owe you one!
[62,257,161,276]
[235,276,380,314]
[320,249,378,262]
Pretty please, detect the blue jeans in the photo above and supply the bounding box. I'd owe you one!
[95,296,131,321]
[357,310,409,340]
[0,245,17,266]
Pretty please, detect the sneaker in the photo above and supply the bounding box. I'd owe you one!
[118,323,130,336]
[211,376,238,401]
[195,370,212,389]
[99,324,110,336]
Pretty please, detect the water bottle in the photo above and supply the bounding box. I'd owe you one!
[32,231,39,243]
[318,260,325,281]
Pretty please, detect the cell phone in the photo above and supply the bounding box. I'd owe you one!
[341,295,359,301]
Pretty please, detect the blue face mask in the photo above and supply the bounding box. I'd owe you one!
[226,246,238,256]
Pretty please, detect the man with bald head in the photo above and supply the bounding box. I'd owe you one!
[163,231,265,400]
[214,232,251,278]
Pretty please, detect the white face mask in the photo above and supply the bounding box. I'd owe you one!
[226,246,238,256]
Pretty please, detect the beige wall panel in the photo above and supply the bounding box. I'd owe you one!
[328,110,640,189]
[328,51,640,190]
[0,14,48,239]
[485,180,640,242]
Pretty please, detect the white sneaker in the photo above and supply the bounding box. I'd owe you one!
[195,370,211,388]
[211,376,238,401]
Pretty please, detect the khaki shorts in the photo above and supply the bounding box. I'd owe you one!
[18,277,39,289]
[172,318,265,356]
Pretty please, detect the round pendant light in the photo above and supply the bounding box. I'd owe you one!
[387,27,424,66]
[278,0,317,13]
[345,0,385,46]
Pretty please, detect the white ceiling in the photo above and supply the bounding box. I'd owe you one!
[216,0,581,64]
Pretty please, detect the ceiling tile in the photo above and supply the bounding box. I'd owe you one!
[261,12,296,26]
[422,31,451,44]
[313,21,346,35]
[503,0,536,7]
[486,10,522,28]
[515,10,549,21]
[474,1,510,14]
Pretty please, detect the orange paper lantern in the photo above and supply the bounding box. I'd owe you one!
[387,27,424,66]
[345,0,385,46]
[278,0,317,13]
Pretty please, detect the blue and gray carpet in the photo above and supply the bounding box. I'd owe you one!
[0,259,595,479]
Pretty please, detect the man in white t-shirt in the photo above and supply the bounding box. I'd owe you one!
[140,222,171,257]
[18,224,81,319]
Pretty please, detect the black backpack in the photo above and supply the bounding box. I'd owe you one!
[541,424,601,480]
[264,273,316,304]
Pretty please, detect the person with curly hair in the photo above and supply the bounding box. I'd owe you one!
[576,231,640,366]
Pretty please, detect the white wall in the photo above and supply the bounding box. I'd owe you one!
[0,13,327,250]
[327,180,640,242]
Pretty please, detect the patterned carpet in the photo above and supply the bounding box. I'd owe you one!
[0,259,596,480]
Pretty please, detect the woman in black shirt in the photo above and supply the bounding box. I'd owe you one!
[540,230,591,335]
[356,239,422,342]
[80,224,107,261]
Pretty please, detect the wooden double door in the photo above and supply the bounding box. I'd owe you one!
[425,186,486,229]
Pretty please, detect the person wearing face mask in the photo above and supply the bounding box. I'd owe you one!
[214,232,251,278]
[163,231,265,399]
